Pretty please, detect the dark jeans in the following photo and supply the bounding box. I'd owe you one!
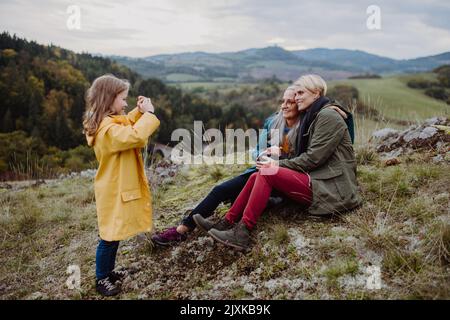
[96,239,120,280]
[181,172,253,229]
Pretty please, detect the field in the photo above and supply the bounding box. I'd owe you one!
[0,72,449,300]
[331,75,449,122]
[172,74,450,146]
[1,153,449,299]
[174,74,449,123]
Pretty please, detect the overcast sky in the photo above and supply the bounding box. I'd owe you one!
[1,0,449,59]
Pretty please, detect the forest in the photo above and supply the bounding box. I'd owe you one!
[0,33,281,179]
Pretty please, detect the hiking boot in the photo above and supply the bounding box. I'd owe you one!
[208,221,250,251]
[151,227,187,246]
[96,277,121,297]
[193,214,234,233]
[108,269,128,285]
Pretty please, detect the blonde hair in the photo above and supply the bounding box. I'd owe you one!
[83,74,130,136]
[294,74,327,96]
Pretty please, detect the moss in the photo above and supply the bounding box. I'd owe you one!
[231,287,248,299]
[383,250,424,275]
[322,258,359,281]
[356,147,379,165]
[271,224,290,246]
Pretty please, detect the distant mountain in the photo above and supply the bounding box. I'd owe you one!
[112,46,450,83]
[401,52,450,72]
[292,48,450,74]
[291,48,401,73]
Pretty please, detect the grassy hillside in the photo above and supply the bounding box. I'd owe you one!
[172,74,449,147]
[330,75,449,122]
[176,74,450,124]
[1,148,449,299]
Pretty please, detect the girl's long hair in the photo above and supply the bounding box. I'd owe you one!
[83,74,130,136]
[269,85,301,153]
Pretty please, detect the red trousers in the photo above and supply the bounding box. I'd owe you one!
[225,167,312,229]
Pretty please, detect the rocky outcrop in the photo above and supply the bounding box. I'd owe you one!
[371,117,450,163]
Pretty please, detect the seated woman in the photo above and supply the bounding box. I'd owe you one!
[202,74,362,251]
[151,85,303,246]
[152,82,353,246]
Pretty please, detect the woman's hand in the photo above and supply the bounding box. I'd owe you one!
[256,158,278,170]
[137,96,155,113]
[264,146,281,157]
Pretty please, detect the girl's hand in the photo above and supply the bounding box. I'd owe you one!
[137,96,155,113]
[256,158,278,170]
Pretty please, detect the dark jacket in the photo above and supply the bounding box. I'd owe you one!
[279,104,362,215]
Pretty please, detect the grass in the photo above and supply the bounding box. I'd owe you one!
[0,114,449,299]
[322,258,359,282]
[0,177,99,299]
[330,75,450,121]
[271,225,290,246]
[1,157,449,299]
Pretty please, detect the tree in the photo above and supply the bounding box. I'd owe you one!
[434,65,450,88]
[1,108,13,132]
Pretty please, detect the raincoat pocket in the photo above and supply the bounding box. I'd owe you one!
[121,189,142,202]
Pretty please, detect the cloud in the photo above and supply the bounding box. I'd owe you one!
[0,0,449,59]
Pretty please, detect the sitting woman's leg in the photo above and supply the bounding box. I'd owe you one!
[151,172,252,246]
[209,168,312,250]
[181,173,252,229]
[238,167,312,229]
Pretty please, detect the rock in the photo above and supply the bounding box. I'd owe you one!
[196,254,205,263]
[432,155,444,163]
[375,117,449,158]
[243,283,256,295]
[288,228,311,253]
[372,128,399,139]
[418,126,438,140]
[384,158,401,166]
[379,148,403,160]
[128,262,141,274]
[171,247,183,259]
[403,129,421,143]
[27,291,46,300]
[424,117,447,126]
[80,169,97,179]
[0,182,12,189]
[32,179,46,187]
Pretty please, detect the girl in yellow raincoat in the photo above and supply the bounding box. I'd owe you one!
[83,74,160,296]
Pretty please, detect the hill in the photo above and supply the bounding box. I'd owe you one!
[0,117,449,299]
[0,33,249,179]
[330,74,450,122]
[112,47,450,83]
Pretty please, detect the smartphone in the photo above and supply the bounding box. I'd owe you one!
[257,151,271,164]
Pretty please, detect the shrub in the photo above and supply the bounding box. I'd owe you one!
[407,79,433,89]
[425,86,448,101]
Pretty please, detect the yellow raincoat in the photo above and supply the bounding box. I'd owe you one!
[86,108,160,241]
